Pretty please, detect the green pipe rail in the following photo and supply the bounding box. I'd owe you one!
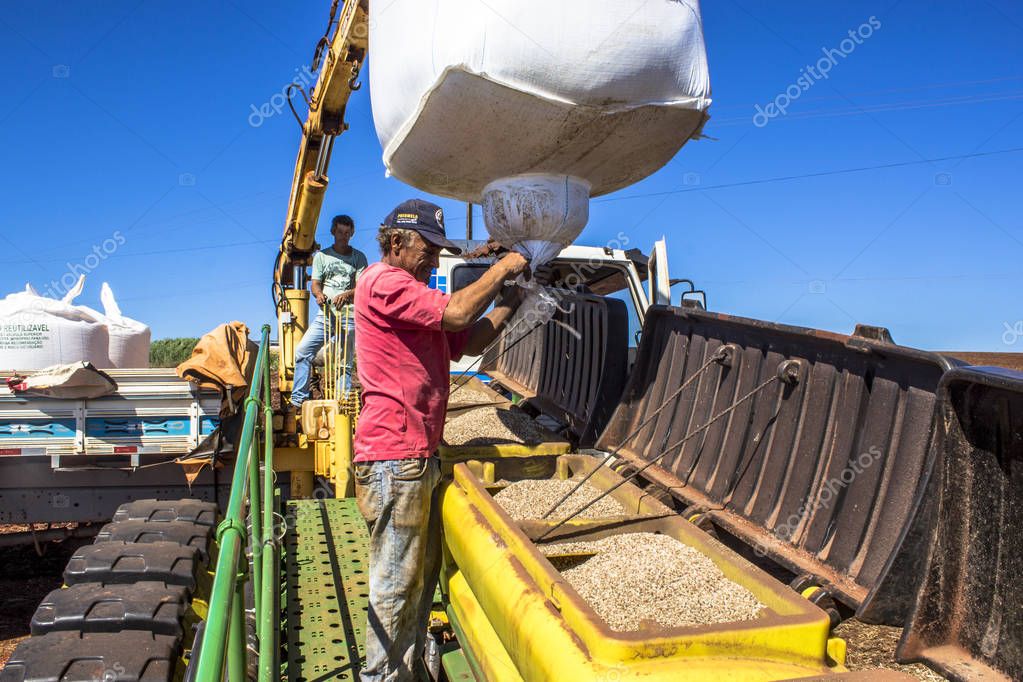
[192,325,281,682]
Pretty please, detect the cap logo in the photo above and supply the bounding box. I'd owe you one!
[394,212,418,225]
[435,208,444,225]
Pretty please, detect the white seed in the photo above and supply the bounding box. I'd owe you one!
[448,386,503,407]
[492,478,627,520]
[541,532,766,631]
[443,406,552,446]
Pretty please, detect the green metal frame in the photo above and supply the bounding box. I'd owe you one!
[193,324,281,682]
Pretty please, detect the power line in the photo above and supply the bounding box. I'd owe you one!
[593,146,1023,204]
[114,280,266,302]
[0,239,276,266]
[708,74,1023,114]
[713,91,1023,126]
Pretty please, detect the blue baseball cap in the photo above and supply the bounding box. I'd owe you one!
[382,198,463,255]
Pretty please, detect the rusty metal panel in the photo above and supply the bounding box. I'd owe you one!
[596,306,952,612]
[482,290,628,446]
[883,367,1023,681]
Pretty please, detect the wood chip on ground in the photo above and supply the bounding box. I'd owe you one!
[540,532,765,632]
[492,478,627,520]
[833,619,947,681]
[443,406,552,446]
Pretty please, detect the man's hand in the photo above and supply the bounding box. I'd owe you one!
[498,252,530,279]
[315,291,328,307]
[532,264,555,287]
[331,290,355,308]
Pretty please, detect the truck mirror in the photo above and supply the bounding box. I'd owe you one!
[670,278,707,310]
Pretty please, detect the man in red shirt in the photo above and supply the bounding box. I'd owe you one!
[353,199,528,681]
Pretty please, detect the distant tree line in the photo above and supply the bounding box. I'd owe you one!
[149,338,200,367]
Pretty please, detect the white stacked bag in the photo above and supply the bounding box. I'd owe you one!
[0,276,150,371]
[98,282,151,368]
[371,0,711,264]
[0,276,111,370]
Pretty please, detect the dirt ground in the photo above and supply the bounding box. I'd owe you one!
[834,619,946,681]
[0,534,91,666]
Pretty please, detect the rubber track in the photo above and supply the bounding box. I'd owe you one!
[0,499,218,682]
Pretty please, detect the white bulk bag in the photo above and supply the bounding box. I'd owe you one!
[0,276,112,370]
[370,0,711,202]
[99,282,151,368]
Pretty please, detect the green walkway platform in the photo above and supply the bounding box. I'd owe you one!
[284,499,370,681]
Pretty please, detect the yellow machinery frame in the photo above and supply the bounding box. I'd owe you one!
[274,0,368,394]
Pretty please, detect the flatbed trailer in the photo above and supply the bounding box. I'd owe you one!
[0,370,230,528]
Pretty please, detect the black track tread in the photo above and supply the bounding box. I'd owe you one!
[95,520,212,562]
[31,581,188,637]
[0,631,180,682]
[63,541,200,590]
[112,499,217,527]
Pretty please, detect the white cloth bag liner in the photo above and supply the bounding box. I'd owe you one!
[482,174,590,265]
[370,0,711,264]
[0,276,112,370]
[99,282,151,368]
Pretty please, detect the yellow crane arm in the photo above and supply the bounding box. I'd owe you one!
[275,0,369,392]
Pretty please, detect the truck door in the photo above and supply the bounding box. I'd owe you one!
[647,238,671,306]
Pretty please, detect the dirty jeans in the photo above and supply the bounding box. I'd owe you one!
[291,309,356,408]
[354,457,442,682]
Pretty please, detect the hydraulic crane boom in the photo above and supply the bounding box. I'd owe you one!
[274,0,368,392]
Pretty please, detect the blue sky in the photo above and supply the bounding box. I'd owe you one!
[0,1,1020,351]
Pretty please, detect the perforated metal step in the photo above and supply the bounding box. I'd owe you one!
[31,581,188,637]
[112,499,218,527]
[284,498,370,682]
[1,631,180,682]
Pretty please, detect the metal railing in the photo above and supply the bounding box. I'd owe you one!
[192,324,280,682]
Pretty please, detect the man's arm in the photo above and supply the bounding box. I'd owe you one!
[461,286,524,356]
[310,252,328,306]
[442,253,528,331]
[311,279,328,306]
[331,250,366,307]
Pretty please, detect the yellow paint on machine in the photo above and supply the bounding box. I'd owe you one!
[446,571,525,682]
[438,440,572,462]
[440,463,846,681]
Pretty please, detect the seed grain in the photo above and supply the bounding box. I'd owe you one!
[492,478,627,520]
[443,406,551,446]
[542,532,766,631]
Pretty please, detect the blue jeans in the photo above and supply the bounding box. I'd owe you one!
[354,457,442,682]
[292,309,356,407]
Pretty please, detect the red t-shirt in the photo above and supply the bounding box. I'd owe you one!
[353,262,469,461]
